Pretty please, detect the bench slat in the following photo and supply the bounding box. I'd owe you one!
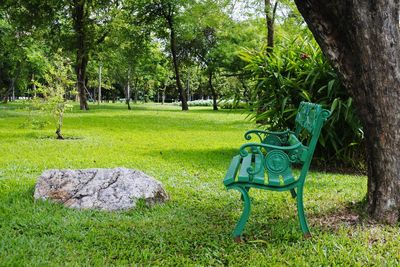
[223,155,241,186]
[238,154,253,182]
[267,173,281,186]
[253,154,265,185]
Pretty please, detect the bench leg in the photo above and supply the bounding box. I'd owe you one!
[290,188,297,198]
[240,187,250,201]
[229,185,251,242]
[296,185,311,238]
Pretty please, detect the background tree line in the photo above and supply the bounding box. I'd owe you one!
[0,0,363,169]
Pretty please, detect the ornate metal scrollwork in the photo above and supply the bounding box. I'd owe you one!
[262,134,282,146]
[244,131,264,142]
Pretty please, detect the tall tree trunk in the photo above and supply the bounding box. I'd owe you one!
[98,63,102,105]
[1,87,8,103]
[166,16,188,111]
[294,0,400,224]
[126,69,131,110]
[32,73,36,98]
[264,0,278,53]
[257,0,278,123]
[10,78,15,101]
[73,0,89,110]
[162,86,166,105]
[208,71,218,111]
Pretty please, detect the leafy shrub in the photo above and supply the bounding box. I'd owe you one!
[240,38,365,170]
[219,100,247,109]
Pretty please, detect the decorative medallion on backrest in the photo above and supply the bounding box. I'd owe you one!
[265,150,295,186]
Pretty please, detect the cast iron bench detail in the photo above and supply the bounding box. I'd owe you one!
[223,102,331,241]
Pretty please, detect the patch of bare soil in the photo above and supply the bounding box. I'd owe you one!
[310,207,361,231]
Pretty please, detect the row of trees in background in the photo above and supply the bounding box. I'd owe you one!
[0,0,267,110]
[0,1,364,168]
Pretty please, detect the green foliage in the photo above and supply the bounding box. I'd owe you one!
[0,103,398,265]
[240,37,364,169]
[23,52,75,139]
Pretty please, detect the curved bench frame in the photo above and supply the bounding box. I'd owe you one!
[223,102,331,240]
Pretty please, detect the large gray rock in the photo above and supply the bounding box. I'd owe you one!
[34,168,169,211]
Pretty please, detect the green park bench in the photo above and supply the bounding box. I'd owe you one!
[223,102,331,242]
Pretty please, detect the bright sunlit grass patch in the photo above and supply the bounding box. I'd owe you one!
[0,102,398,266]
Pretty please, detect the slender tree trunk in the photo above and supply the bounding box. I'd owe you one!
[10,78,15,101]
[73,0,89,110]
[294,0,400,224]
[240,78,249,103]
[264,0,278,53]
[166,15,188,111]
[56,111,64,140]
[98,63,102,105]
[32,73,36,98]
[208,71,218,111]
[1,89,8,103]
[126,69,131,110]
[257,0,278,123]
[186,73,190,102]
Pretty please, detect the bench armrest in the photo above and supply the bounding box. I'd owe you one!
[244,129,291,144]
[239,142,308,176]
[239,142,302,156]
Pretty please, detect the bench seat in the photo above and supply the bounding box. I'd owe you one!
[223,154,296,187]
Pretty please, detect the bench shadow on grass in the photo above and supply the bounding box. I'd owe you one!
[152,147,240,168]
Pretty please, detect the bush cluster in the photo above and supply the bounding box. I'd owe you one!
[173,99,247,109]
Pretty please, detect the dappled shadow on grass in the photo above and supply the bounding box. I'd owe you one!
[73,103,248,115]
[154,147,240,166]
[0,102,26,110]
[38,135,84,141]
[63,114,251,137]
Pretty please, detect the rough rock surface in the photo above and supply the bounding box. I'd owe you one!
[34,168,169,211]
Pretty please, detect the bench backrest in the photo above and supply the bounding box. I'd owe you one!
[294,102,330,182]
[295,102,329,138]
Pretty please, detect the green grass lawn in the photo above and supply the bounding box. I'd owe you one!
[0,102,399,266]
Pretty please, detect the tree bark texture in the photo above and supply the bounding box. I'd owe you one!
[208,71,218,111]
[166,15,188,111]
[73,0,89,110]
[294,0,400,223]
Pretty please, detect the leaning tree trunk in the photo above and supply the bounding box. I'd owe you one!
[73,0,89,111]
[208,71,218,111]
[166,16,188,111]
[294,0,400,224]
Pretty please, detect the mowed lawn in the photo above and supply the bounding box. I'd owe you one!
[0,102,398,266]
